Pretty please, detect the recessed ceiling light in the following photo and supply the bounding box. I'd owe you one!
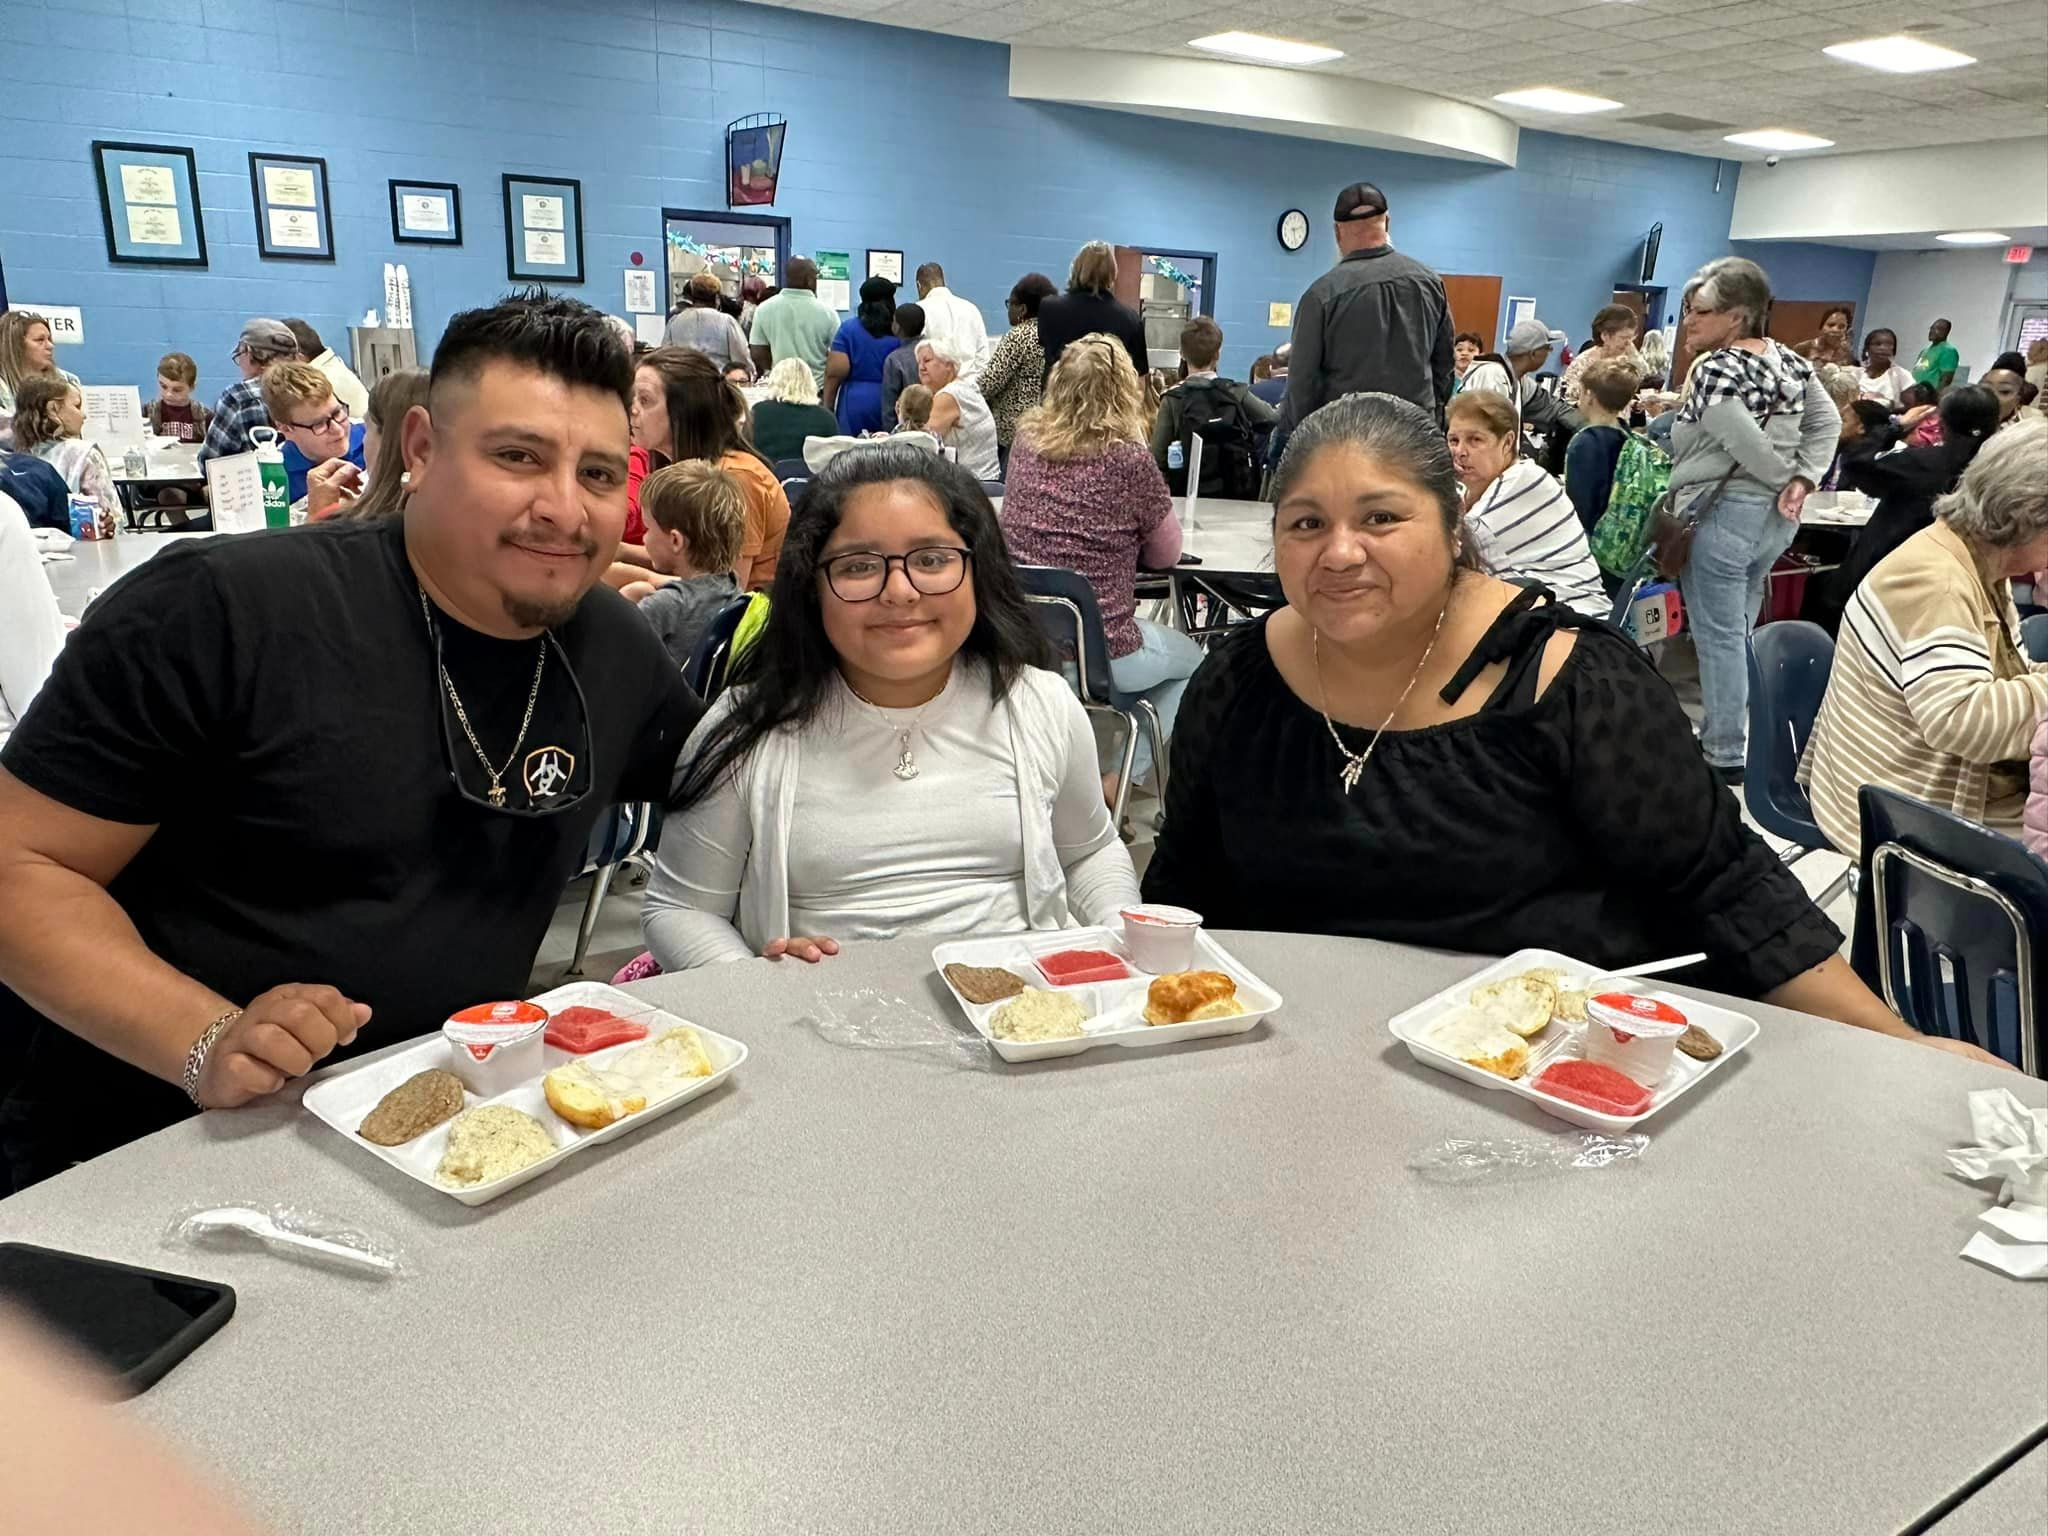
[1822,35,1976,73]
[1936,230,2010,245]
[1493,86,1624,114]
[1724,129,1835,151]
[1188,31,1344,66]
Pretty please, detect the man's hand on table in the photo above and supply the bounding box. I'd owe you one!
[194,983,370,1107]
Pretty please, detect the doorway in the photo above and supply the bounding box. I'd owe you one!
[1112,246,1218,372]
[662,208,788,318]
[1441,274,1502,349]
[1766,299,1856,350]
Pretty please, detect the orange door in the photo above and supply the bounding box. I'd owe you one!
[1112,246,1144,308]
[1441,274,1503,349]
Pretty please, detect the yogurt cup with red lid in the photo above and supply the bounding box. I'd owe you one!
[1582,992,1688,1089]
[444,1000,549,1097]
[1119,904,1203,973]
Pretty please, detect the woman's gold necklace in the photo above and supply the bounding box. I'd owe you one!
[1311,599,1452,795]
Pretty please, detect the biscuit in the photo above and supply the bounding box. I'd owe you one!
[1470,975,1557,1038]
[944,963,1027,1005]
[1555,989,1590,1024]
[358,1068,465,1146]
[1143,970,1241,1026]
[1676,1023,1723,1061]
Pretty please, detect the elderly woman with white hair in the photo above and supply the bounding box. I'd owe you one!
[1670,256,1840,783]
[749,357,842,465]
[917,335,1001,480]
[1802,420,2048,859]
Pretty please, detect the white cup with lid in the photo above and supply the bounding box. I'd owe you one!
[443,1000,549,1097]
[1581,992,1689,1088]
[1119,904,1203,973]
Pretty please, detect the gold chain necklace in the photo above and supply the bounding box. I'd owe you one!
[1311,600,1451,795]
[419,588,548,807]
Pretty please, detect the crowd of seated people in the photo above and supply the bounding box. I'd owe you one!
[14,227,2048,1197]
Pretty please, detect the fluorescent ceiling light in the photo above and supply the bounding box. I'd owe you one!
[1822,35,1976,73]
[1492,86,1624,114]
[1936,230,2010,245]
[1724,129,1834,151]
[1188,31,1343,66]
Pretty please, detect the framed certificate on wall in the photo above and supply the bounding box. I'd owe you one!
[249,152,335,261]
[503,174,585,284]
[90,141,208,266]
[390,179,462,245]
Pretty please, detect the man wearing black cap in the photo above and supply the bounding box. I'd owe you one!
[1285,182,1455,425]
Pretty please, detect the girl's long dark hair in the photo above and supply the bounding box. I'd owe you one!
[639,346,769,469]
[671,443,1053,811]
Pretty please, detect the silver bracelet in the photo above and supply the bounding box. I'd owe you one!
[182,1007,242,1108]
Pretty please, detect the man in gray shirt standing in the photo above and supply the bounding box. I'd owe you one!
[1286,182,1455,424]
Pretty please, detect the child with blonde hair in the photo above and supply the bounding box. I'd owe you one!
[11,375,118,526]
[625,459,749,666]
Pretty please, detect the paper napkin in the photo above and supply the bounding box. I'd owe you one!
[1947,1089,2048,1280]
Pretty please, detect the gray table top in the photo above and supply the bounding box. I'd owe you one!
[1933,1439,2048,1532]
[2,931,2042,1535]
[39,528,205,617]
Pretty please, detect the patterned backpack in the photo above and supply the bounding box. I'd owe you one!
[1589,430,1672,579]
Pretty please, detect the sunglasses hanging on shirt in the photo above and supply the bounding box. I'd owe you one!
[417,587,594,817]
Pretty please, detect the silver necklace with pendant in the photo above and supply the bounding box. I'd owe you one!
[1311,599,1450,795]
[844,679,936,782]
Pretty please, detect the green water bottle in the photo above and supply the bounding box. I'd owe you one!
[251,427,290,528]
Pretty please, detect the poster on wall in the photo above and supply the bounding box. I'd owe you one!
[623,269,657,314]
[726,113,787,207]
[815,251,851,314]
[90,141,208,266]
[390,179,462,245]
[249,153,335,261]
[1504,295,1537,335]
[503,174,585,284]
[866,249,903,286]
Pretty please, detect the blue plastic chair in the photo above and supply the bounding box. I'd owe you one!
[978,480,1005,500]
[1016,565,1163,827]
[1851,785,2048,1075]
[1745,621,1851,907]
[683,593,757,702]
[2023,612,2048,662]
[568,801,659,976]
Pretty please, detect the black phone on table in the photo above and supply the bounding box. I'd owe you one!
[0,1242,234,1396]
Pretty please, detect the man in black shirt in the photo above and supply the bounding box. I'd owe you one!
[1286,181,1456,422]
[0,291,701,1191]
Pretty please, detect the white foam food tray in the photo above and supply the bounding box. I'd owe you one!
[1387,947,1758,1133]
[302,981,747,1206]
[932,927,1281,1062]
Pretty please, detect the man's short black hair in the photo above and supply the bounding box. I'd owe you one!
[429,287,632,412]
[284,318,324,357]
[894,302,926,341]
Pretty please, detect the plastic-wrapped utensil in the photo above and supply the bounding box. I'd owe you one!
[168,1203,405,1277]
[1408,1131,1650,1184]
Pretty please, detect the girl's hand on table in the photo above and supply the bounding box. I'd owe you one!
[761,936,839,963]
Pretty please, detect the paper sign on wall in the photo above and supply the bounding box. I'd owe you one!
[81,385,143,450]
[635,314,667,346]
[815,251,851,313]
[207,452,267,534]
[1505,295,1537,333]
[7,303,83,344]
[1268,302,1292,328]
[127,204,183,245]
[624,269,657,314]
[119,164,178,206]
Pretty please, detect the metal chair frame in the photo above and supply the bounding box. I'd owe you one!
[568,800,658,976]
[1022,589,1161,830]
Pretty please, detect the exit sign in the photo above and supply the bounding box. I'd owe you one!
[2006,245,2034,264]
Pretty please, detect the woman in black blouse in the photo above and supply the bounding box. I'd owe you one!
[1143,392,2003,1064]
[1035,241,1149,385]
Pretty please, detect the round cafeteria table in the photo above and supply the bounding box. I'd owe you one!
[1,932,2042,1535]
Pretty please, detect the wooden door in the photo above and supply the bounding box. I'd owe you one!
[1112,245,1144,308]
[1766,300,1855,348]
[1609,289,1648,327]
[1441,274,1502,349]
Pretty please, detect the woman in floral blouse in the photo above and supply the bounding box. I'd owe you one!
[978,274,1057,472]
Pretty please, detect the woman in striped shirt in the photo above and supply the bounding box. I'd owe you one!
[1445,390,1607,617]
[1801,420,2048,859]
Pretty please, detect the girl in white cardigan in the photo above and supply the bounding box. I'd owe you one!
[643,444,1139,969]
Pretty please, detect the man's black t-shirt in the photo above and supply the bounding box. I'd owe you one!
[0,517,699,1189]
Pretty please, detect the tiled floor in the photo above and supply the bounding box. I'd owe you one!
[532,630,1851,991]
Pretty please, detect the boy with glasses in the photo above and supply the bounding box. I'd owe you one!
[260,360,366,505]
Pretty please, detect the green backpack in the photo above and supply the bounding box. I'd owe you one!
[1589,431,1672,579]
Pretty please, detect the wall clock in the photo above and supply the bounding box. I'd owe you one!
[1278,209,1310,251]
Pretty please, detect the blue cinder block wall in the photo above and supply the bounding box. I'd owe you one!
[0,0,1875,393]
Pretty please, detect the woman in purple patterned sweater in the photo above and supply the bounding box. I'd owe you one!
[999,334,1204,795]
